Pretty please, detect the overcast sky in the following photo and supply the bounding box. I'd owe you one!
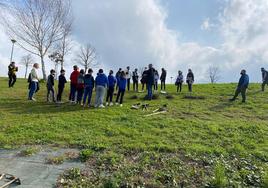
[0,0,267,83]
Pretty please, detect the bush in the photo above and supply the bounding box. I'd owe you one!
[80,149,94,162]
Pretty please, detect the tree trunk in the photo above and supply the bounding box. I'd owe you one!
[41,55,47,80]
[61,61,64,70]
[25,64,28,79]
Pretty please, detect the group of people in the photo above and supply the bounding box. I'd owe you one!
[7,61,268,105]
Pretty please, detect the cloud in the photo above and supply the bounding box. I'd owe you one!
[0,0,267,83]
[201,18,214,31]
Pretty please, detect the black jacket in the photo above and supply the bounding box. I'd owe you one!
[58,75,67,88]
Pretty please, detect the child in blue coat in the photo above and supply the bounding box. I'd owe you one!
[116,71,127,107]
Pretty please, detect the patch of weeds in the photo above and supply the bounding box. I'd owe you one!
[208,162,228,188]
[80,149,94,162]
[57,168,92,187]
[18,147,39,157]
[64,151,80,160]
[46,155,65,165]
[97,151,124,167]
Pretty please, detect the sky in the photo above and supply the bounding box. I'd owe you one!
[0,0,267,83]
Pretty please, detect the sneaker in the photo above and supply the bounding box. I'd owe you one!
[120,104,123,107]
[110,102,114,106]
[99,104,105,108]
[31,98,36,101]
[106,102,109,106]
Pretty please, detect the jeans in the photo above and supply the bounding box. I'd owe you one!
[28,81,37,100]
[233,87,247,102]
[161,80,166,90]
[133,81,138,91]
[8,74,16,87]
[106,86,115,102]
[95,85,106,107]
[154,81,158,90]
[147,83,153,100]
[47,86,55,102]
[187,82,192,92]
[57,86,64,101]
[83,87,93,105]
[116,89,125,104]
[77,88,84,103]
[70,84,77,102]
[127,79,131,91]
[177,83,182,92]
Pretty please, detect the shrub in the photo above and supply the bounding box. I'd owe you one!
[80,149,94,162]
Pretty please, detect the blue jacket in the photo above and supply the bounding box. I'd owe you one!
[95,73,108,87]
[84,74,95,88]
[108,75,117,88]
[118,77,127,90]
[238,74,249,88]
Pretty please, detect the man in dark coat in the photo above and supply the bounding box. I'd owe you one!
[261,68,268,91]
[230,69,249,103]
[146,64,155,100]
[160,68,167,91]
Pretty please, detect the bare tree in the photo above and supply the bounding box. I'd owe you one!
[20,54,34,78]
[208,66,221,83]
[75,44,98,73]
[52,12,73,70]
[0,0,72,79]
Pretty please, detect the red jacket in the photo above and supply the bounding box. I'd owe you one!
[70,70,80,85]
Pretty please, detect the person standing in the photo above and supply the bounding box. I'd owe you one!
[160,68,167,91]
[146,64,155,100]
[28,63,39,101]
[115,68,122,91]
[76,69,85,105]
[95,69,108,108]
[230,70,249,103]
[261,68,268,91]
[154,70,159,91]
[132,68,139,92]
[83,69,95,107]
[8,61,18,88]
[126,66,131,91]
[69,65,80,103]
[116,71,127,107]
[57,69,67,102]
[186,69,194,92]
[106,70,117,106]
[47,69,56,102]
[141,67,148,91]
[175,71,184,92]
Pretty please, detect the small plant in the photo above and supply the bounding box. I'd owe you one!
[80,149,94,162]
[209,162,228,188]
[18,147,39,157]
[46,155,65,165]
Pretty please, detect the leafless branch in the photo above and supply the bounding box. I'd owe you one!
[75,43,99,73]
[0,0,73,79]
[207,66,221,84]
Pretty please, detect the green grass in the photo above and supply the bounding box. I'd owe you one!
[0,78,267,187]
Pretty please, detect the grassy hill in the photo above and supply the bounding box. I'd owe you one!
[0,78,267,187]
